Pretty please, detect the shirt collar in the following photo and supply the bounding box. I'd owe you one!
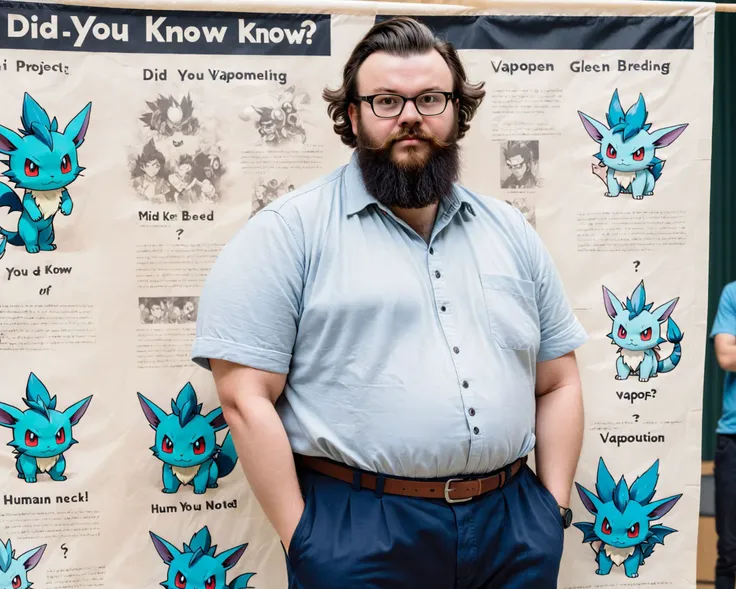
[343,151,476,218]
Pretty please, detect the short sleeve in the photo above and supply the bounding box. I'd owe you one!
[191,209,305,374]
[711,283,736,338]
[520,212,588,362]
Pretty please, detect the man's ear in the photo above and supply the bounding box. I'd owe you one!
[348,102,358,137]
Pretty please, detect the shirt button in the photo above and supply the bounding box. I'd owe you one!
[473,427,480,435]
[441,305,447,312]
[468,408,475,416]
[435,270,441,278]
[429,247,434,255]
[462,381,469,389]
[453,346,460,354]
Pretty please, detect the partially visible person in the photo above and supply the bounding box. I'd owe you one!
[711,280,736,589]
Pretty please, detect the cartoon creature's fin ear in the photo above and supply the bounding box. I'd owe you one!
[149,532,181,563]
[63,102,92,148]
[187,526,212,554]
[595,457,616,502]
[18,544,46,571]
[0,402,23,428]
[630,459,660,504]
[206,406,228,431]
[575,482,602,515]
[26,372,52,403]
[218,543,248,571]
[602,285,623,319]
[63,395,93,426]
[578,111,607,143]
[647,493,682,520]
[652,297,679,322]
[606,88,625,125]
[0,125,21,154]
[650,124,688,148]
[137,393,167,429]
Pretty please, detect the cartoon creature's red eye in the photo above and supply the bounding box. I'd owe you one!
[193,437,205,455]
[12,575,21,589]
[618,325,627,339]
[205,576,215,589]
[25,430,38,447]
[55,428,66,444]
[61,154,72,174]
[627,523,640,538]
[641,327,652,341]
[633,147,645,161]
[25,159,39,177]
[175,572,186,589]
[606,144,617,158]
[601,518,612,535]
[162,436,174,454]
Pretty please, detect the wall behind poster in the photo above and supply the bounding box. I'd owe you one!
[0,0,713,587]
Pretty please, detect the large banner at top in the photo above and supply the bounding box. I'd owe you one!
[0,0,713,587]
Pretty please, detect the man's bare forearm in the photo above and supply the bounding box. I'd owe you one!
[716,340,736,372]
[222,394,304,549]
[534,383,584,508]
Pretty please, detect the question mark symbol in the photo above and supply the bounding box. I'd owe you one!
[301,20,317,45]
[61,543,68,559]
[633,260,640,272]
[633,414,640,422]
[176,229,183,240]
[651,388,656,398]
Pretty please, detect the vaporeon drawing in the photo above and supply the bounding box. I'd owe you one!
[0,539,45,589]
[150,526,256,589]
[574,458,681,578]
[0,373,93,483]
[602,280,684,381]
[578,89,687,199]
[0,92,91,259]
[138,382,238,494]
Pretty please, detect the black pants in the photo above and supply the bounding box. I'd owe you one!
[716,434,736,589]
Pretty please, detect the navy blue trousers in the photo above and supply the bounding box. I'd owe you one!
[284,461,564,588]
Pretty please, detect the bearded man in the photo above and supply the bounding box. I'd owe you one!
[192,16,587,589]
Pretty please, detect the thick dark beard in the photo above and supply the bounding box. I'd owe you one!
[355,121,460,209]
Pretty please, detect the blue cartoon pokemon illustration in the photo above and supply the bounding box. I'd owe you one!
[0,372,93,483]
[150,526,256,589]
[0,92,91,259]
[137,382,238,495]
[578,89,687,200]
[602,281,683,382]
[0,539,45,589]
[573,458,681,578]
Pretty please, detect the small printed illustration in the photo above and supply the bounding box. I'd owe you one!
[0,538,46,589]
[573,458,681,578]
[0,92,92,259]
[578,89,687,200]
[130,93,225,206]
[503,195,536,228]
[239,85,311,146]
[250,177,295,218]
[500,140,539,189]
[139,296,198,324]
[0,373,93,483]
[138,382,238,494]
[150,526,256,589]
[602,280,683,382]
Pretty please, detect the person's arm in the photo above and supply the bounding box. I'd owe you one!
[534,350,583,508]
[715,334,736,372]
[211,359,303,550]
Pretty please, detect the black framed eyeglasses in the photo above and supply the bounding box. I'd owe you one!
[357,91,455,118]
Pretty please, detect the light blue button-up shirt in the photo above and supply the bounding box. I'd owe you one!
[192,153,588,479]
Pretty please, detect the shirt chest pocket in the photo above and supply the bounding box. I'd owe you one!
[480,274,541,351]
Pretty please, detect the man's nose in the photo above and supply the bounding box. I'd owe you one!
[397,99,423,126]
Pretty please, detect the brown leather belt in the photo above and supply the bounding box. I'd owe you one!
[295,454,528,503]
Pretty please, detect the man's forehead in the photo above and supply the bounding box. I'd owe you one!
[507,155,524,164]
[356,50,453,94]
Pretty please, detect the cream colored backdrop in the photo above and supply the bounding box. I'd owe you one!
[0,0,713,587]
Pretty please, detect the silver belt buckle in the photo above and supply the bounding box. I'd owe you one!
[444,478,479,504]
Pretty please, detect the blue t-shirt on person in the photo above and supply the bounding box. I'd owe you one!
[711,280,736,434]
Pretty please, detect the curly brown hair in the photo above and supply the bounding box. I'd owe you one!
[322,16,486,148]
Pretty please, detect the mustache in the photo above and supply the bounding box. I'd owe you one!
[363,127,452,151]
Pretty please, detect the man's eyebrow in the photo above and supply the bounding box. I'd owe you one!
[371,86,444,94]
